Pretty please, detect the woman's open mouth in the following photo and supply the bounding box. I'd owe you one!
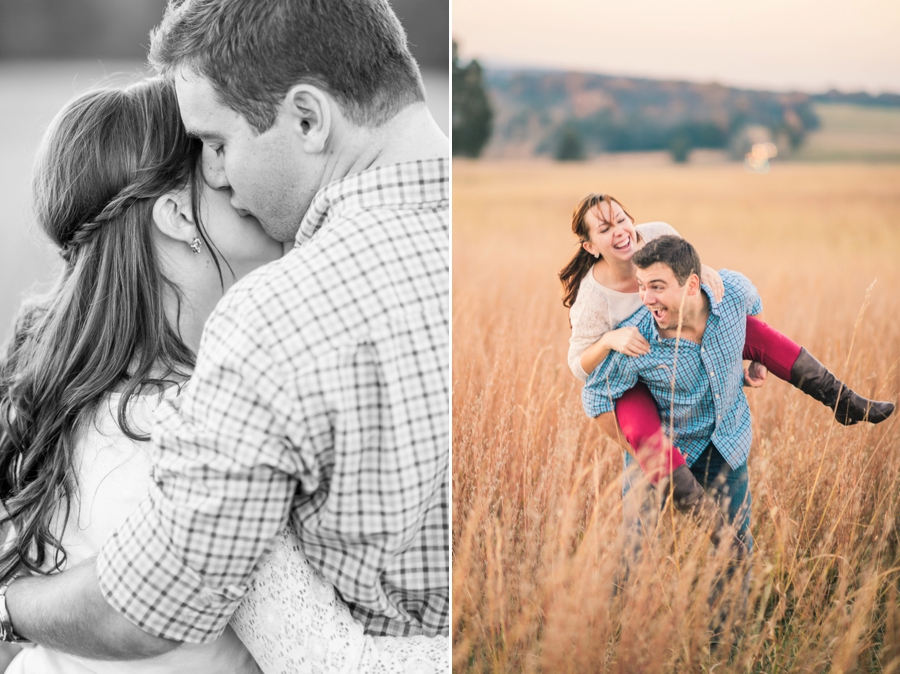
[612,237,632,252]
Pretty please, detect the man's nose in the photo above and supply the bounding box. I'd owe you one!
[207,166,229,189]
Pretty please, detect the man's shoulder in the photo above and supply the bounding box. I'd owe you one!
[719,269,757,301]
[719,269,750,287]
[714,269,761,318]
[206,252,311,339]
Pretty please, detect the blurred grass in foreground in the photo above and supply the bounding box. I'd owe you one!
[452,160,900,672]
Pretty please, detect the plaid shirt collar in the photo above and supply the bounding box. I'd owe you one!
[295,158,450,247]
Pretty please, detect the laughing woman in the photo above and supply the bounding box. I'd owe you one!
[0,78,445,673]
[560,193,894,545]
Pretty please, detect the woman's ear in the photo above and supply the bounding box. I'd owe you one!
[582,240,599,259]
[281,84,332,154]
[152,187,196,246]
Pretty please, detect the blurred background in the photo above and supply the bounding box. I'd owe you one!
[453,0,900,162]
[0,0,449,333]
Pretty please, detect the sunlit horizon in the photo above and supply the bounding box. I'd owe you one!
[454,0,900,95]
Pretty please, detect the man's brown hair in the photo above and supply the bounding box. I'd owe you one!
[633,235,702,286]
[149,0,426,132]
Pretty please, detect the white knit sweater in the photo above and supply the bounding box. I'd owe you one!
[567,221,679,381]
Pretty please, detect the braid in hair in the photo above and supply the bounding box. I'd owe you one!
[0,79,201,583]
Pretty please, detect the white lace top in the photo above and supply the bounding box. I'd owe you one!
[567,221,679,381]
[7,392,449,674]
[8,392,260,674]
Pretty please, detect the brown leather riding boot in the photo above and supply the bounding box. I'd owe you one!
[789,348,894,425]
[658,465,748,559]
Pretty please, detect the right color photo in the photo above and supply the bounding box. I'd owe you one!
[452,1,900,670]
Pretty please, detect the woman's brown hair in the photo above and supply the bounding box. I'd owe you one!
[0,78,226,582]
[558,193,636,308]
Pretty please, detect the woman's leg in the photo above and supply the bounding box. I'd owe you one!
[615,385,746,559]
[615,383,685,485]
[743,315,894,425]
[742,315,800,380]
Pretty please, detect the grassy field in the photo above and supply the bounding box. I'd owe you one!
[452,160,900,672]
[795,104,900,162]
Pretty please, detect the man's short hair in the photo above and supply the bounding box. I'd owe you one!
[149,0,426,132]
[633,235,702,286]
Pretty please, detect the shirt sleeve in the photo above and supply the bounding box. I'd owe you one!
[582,350,639,417]
[733,270,763,316]
[568,281,612,382]
[98,292,449,641]
[97,308,300,643]
[636,221,680,242]
[747,285,763,316]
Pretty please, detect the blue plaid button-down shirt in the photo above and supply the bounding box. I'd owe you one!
[583,270,762,469]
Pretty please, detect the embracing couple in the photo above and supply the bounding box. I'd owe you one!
[0,0,449,672]
[562,194,894,564]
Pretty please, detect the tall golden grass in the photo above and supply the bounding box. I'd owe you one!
[452,160,900,672]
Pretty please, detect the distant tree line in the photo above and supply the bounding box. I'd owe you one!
[812,90,900,108]
[545,111,816,163]
[544,115,735,162]
[452,41,493,157]
[487,69,823,162]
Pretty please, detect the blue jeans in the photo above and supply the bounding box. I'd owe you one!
[622,443,753,552]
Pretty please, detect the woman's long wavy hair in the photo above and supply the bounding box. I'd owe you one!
[0,78,226,582]
[559,193,637,309]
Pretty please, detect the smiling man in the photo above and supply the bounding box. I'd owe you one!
[4,0,448,661]
[584,235,760,555]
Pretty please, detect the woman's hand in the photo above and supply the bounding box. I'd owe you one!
[744,361,768,388]
[579,326,651,377]
[604,326,650,357]
[700,264,724,302]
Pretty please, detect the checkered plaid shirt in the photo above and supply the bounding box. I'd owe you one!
[97,159,450,643]
[583,270,762,469]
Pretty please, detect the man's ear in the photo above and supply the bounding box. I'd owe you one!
[152,187,196,246]
[281,84,332,154]
[686,272,702,295]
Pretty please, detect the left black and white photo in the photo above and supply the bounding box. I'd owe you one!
[0,1,451,672]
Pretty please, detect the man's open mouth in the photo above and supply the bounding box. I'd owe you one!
[651,308,668,322]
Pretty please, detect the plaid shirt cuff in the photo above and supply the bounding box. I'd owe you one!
[97,497,245,643]
[582,385,617,418]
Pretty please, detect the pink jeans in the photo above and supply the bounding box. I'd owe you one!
[614,315,801,484]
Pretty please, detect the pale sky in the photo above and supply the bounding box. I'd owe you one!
[453,0,900,94]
